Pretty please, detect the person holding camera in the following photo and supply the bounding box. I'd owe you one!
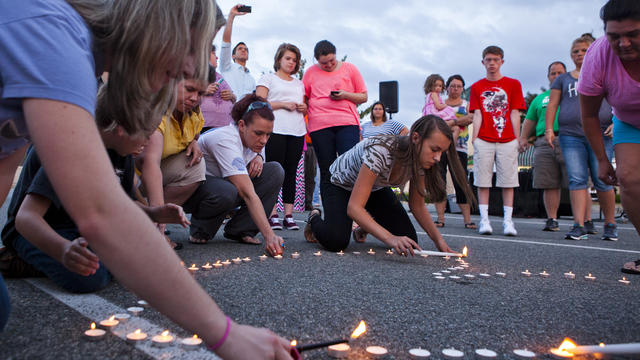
[219,4,255,100]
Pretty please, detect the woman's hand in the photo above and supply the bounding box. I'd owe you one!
[544,129,555,149]
[264,233,284,256]
[206,83,219,95]
[215,321,293,360]
[296,103,307,113]
[597,158,617,185]
[604,123,613,138]
[186,140,203,167]
[151,204,190,228]
[387,235,420,256]
[61,237,100,276]
[246,155,263,178]
[220,89,236,103]
[281,102,297,111]
[329,90,345,100]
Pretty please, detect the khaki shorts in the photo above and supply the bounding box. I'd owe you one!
[161,151,206,187]
[472,138,519,188]
[532,136,567,189]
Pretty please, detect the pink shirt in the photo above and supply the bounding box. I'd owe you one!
[303,62,366,133]
[579,37,640,129]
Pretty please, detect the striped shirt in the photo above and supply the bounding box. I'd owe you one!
[361,120,406,139]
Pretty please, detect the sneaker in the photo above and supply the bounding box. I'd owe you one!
[565,224,588,240]
[269,215,283,230]
[284,215,299,230]
[584,220,597,234]
[503,220,517,236]
[543,218,559,232]
[478,219,493,235]
[601,223,618,241]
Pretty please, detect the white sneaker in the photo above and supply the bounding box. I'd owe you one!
[478,219,493,235]
[503,219,517,236]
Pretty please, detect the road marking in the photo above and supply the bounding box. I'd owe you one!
[25,278,219,360]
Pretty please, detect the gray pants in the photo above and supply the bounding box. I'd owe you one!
[184,161,284,240]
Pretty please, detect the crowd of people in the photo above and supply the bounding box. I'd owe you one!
[0,1,639,359]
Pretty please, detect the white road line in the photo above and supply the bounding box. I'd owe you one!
[25,278,219,360]
[416,231,640,254]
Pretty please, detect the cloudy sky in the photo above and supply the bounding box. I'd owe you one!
[213,0,608,127]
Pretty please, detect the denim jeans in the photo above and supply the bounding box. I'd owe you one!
[558,134,613,191]
[12,228,111,293]
[0,274,9,331]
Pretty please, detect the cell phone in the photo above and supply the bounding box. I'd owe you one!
[216,77,224,85]
[237,5,251,13]
[330,90,340,96]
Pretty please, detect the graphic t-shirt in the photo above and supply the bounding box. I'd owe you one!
[449,99,470,152]
[361,120,406,139]
[469,77,526,143]
[524,90,560,137]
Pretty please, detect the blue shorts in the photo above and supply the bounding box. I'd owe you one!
[558,135,613,191]
[612,116,640,145]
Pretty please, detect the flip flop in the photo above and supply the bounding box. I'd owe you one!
[464,222,477,229]
[621,259,640,275]
[434,220,445,228]
[224,232,262,245]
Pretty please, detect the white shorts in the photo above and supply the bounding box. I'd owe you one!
[473,138,519,188]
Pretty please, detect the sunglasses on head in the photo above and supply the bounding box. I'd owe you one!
[244,101,272,116]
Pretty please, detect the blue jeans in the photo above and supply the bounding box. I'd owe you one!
[12,229,111,293]
[0,274,9,331]
[558,134,614,191]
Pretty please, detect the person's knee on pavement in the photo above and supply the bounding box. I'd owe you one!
[59,267,111,294]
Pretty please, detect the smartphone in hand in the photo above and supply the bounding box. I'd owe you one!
[238,5,251,13]
[330,90,340,97]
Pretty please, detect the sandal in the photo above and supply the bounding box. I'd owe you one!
[224,232,262,245]
[352,226,367,243]
[464,222,477,230]
[0,246,44,278]
[434,220,445,228]
[304,208,322,243]
[621,259,640,275]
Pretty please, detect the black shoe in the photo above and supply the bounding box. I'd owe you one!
[543,218,559,232]
[565,224,587,240]
[584,220,597,234]
[602,223,618,241]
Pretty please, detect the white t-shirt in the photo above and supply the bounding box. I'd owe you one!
[198,124,261,178]
[256,73,306,136]
[219,41,256,100]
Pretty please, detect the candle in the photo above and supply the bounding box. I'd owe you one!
[126,329,147,343]
[127,306,144,316]
[442,348,464,359]
[479,273,491,278]
[564,271,575,279]
[367,249,375,255]
[449,275,461,280]
[137,300,149,307]
[232,258,242,265]
[619,277,630,285]
[201,262,213,270]
[314,251,322,256]
[435,276,446,280]
[585,273,596,281]
[84,322,106,341]
[448,267,457,271]
[432,272,442,276]
[188,264,199,273]
[366,346,388,359]
[496,272,506,277]
[475,348,497,358]
[521,269,532,277]
[460,264,469,268]
[413,250,463,257]
[181,334,203,350]
[444,256,451,260]
[352,251,361,255]
[455,257,464,263]
[409,348,431,359]
[99,315,119,329]
[513,349,536,359]
[152,330,174,347]
[551,338,640,357]
[274,254,283,260]
[464,274,475,280]
[454,266,465,271]
[327,343,350,358]
[242,257,251,262]
[385,249,393,255]
[441,270,451,274]
[337,250,345,256]
[114,313,130,323]
[291,252,300,259]
[259,254,268,261]
[222,260,231,266]
[213,260,223,269]
[539,271,550,278]
[421,254,429,258]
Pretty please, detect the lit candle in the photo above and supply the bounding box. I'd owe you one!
[152,330,174,347]
[259,254,268,261]
[496,272,507,277]
[442,348,464,359]
[314,251,322,257]
[327,343,350,358]
[137,300,149,307]
[475,348,497,358]
[367,249,375,255]
[385,249,393,255]
[464,274,475,280]
[201,262,213,270]
[126,329,147,343]
[232,258,242,265]
[291,252,300,259]
[564,271,575,279]
[521,269,532,277]
[585,273,596,281]
[444,256,451,260]
[409,348,431,359]
[619,277,630,285]
[337,250,345,256]
[84,322,106,341]
[127,306,144,316]
[479,273,491,278]
[99,315,119,330]
[181,334,203,350]
[551,338,640,357]
[539,270,550,278]
[213,260,223,269]
[221,260,231,266]
[114,313,130,323]
[366,346,388,359]
[513,349,536,359]
[188,264,199,274]
[274,254,283,260]
[242,257,251,263]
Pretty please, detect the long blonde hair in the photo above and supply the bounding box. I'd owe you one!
[67,0,217,136]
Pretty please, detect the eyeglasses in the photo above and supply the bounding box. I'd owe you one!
[448,85,463,89]
[244,101,272,116]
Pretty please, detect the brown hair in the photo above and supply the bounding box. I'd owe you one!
[482,45,504,59]
[231,94,275,125]
[423,74,445,95]
[273,43,302,75]
[571,33,595,50]
[369,101,387,122]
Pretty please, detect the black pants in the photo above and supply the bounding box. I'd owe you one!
[310,185,417,251]
[438,151,469,204]
[265,134,304,204]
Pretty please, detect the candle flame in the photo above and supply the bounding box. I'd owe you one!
[290,340,297,347]
[161,330,169,336]
[369,249,373,252]
[550,337,577,357]
[350,320,367,339]
[205,262,210,266]
[588,273,592,277]
[462,246,468,257]
[216,260,221,264]
[90,322,96,330]
[135,329,141,334]
[193,334,199,339]
[191,264,196,267]
[109,315,115,321]
[599,342,605,347]
[623,277,627,281]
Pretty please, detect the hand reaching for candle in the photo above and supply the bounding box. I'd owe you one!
[264,233,285,256]
[388,235,421,256]
[62,237,100,276]
[214,321,293,360]
[148,203,190,228]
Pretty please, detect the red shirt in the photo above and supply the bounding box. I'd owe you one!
[469,77,526,143]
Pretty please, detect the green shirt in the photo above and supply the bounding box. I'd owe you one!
[525,90,559,137]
